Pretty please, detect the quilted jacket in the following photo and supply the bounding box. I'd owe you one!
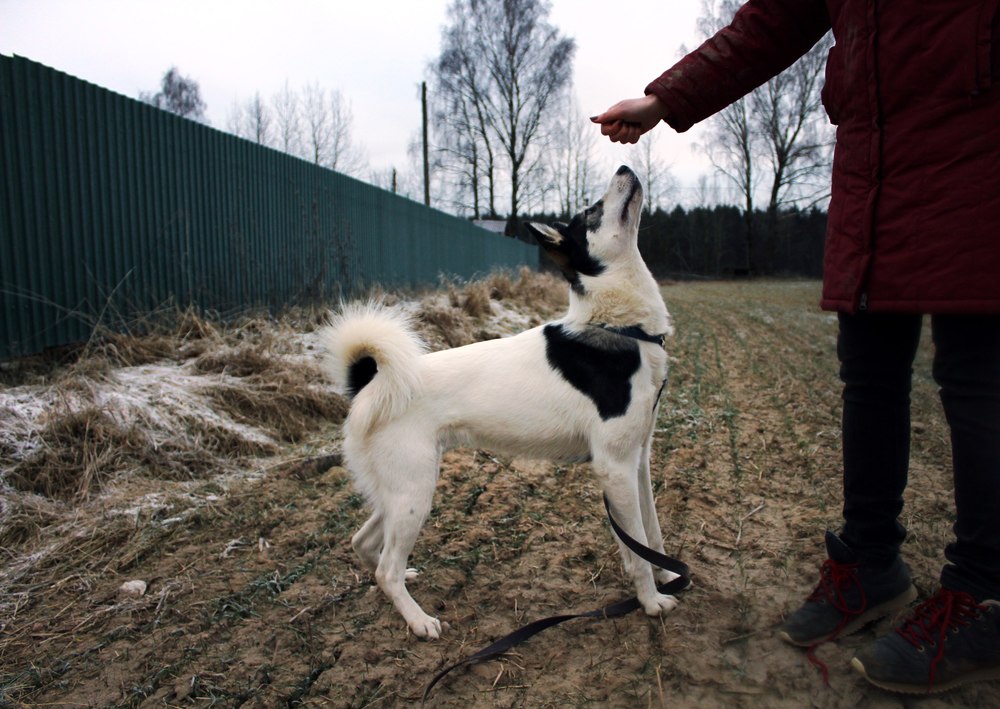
[645,0,1000,313]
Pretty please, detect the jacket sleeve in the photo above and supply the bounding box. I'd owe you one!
[645,0,832,132]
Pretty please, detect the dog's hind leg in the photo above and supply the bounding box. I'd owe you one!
[356,511,420,582]
[594,449,678,617]
[373,443,442,639]
[352,511,383,573]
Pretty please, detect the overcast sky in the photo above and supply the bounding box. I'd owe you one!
[2,0,719,204]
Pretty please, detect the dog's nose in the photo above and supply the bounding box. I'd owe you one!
[615,165,632,176]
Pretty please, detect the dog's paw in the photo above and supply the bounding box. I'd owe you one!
[407,613,443,640]
[641,592,678,617]
[404,568,420,582]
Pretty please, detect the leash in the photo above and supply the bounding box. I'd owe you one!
[420,495,691,704]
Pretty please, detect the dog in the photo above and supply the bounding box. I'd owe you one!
[321,165,677,639]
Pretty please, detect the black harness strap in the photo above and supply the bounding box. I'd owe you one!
[421,496,691,704]
[596,324,666,347]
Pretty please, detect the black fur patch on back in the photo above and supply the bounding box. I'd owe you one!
[543,324,640,420]
[347,356,378,397]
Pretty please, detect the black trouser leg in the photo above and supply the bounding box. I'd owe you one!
[837,312,923,566]
[932,315,1000,601]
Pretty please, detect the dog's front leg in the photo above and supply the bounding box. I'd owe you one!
[637,439,681,588]
[594,453,678,617]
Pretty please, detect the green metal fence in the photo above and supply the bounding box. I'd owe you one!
[0,55,538,360]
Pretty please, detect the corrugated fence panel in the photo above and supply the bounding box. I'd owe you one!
[0,55,538,358]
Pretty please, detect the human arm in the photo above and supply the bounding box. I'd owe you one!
[594,0,832,139]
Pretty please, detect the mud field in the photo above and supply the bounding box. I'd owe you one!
[1,273,996,708]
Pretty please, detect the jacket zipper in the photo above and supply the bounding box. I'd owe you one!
[859,292,869,311]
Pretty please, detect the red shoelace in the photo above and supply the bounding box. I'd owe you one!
[894,588,984,688]
[806,558,868,683]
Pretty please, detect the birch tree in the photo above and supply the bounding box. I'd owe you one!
[430,0,575,220]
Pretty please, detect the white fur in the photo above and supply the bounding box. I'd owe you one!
[321,167,679,639]
[321,302,426,436]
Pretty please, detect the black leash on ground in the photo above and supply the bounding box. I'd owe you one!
[420,495,691,704]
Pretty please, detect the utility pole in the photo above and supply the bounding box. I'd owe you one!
[422,81,430,206]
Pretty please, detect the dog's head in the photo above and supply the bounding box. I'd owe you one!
[526,165,643,294]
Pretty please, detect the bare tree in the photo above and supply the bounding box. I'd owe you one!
[547,94,601,215]
[224,83,367,177]
[141,67,207,122]
[271,81,302,156]
[694,0,758,270]
[297,83,365,175]
[693,172,725,208]
[324,88,365,175]
[480,0,574,219]
[695,0,832,272]
[704,94,757,270]
[430,0,575,220]
[431,4,501,217]
[227,92,272,145]
[628,131,677,215]
[753,32,834,213]
[301,82,332,165]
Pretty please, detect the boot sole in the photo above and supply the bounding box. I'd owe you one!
[779,584,918,647]
[851,656,1000,694]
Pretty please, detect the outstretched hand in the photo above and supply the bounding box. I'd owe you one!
[591,94,668,144]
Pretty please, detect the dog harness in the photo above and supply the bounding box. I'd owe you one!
[596,323,666,347]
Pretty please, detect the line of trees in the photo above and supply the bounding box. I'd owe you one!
[521,202,826,279]
[225,82,368,178]
[639,205,826,278]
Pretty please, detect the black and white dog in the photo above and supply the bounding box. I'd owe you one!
[322,166,677,639]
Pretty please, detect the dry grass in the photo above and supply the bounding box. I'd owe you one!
[7,406,153,500]
[421,267,567,349]
[205,371,348,443]
[0,268,563,572]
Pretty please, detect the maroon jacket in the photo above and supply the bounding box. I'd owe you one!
[645,0,1000,314]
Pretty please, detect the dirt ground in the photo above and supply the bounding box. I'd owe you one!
[1,276,997,708]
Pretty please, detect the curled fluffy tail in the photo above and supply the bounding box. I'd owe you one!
[320,301,425,436]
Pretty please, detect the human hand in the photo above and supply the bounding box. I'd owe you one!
[590,94,668,144]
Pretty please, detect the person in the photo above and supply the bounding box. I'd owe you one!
[591,0,1000,695]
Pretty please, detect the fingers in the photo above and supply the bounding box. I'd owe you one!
[594,119,644,144]
[591,94,668,143]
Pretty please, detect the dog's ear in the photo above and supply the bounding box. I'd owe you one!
[527,222,579,284]
[525,222,562,247]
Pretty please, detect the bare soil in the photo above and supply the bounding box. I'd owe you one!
[1,277,996,708]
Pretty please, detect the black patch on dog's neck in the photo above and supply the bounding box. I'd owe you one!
[347,356,378,397]
[543,323,640,420]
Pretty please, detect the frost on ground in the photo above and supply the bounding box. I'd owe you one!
[0,268,565,599]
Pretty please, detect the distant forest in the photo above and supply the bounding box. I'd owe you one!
[521,205,827,280]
